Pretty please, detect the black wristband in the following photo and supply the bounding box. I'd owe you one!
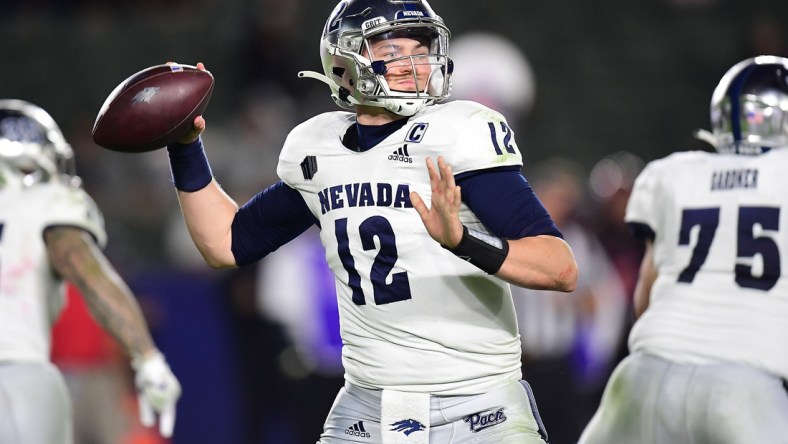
[444,226,510,274]
[167,137,213,192]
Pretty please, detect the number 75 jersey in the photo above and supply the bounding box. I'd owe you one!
[625,148,788,381]
[276,100,525,395]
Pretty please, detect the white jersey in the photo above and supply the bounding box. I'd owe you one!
[0,181,106,363]
[277,101,524,395]
[625,148,788,380]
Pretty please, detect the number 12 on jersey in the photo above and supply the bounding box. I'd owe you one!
[335,216,412,305]
[488,121,516,155]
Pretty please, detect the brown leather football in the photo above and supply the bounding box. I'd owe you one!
[92,64,214,153]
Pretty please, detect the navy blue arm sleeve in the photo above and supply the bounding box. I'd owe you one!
[456,166,562,240]
[231,181,317,266]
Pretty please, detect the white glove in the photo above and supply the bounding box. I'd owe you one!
[133,352,182,438]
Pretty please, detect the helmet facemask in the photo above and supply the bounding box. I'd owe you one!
[302,0,453,117]
[349,26,452,115]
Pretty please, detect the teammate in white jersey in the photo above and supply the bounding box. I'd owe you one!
[580,56,788,444]
[163,1,577,442]
[0,100,181,443]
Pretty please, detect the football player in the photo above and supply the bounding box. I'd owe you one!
[0,100,181,442]
[579,56,788,443]
[166,0,577,442]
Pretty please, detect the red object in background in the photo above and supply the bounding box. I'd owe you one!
[51,283,120,368]
[51,284,170,444]
[51,284,121,367]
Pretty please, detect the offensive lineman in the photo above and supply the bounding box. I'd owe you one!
[165,0,577,442]
[0,100,181,442]
[579,56,788,443]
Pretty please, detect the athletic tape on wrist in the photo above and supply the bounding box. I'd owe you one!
[131,350,164,371]
[444,226,509,274]
[167,137,213,192]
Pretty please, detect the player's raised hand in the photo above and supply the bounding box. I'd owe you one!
[177,115,206,144]
[133,352,182,438]
[176,61,208,144]
[410,156,464,248]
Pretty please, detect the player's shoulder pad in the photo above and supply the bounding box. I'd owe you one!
[429,100,508,125]
[424,100,522,175]
[655,149,711,165]
[280,111,353,160]
[39,181,108,248]
[627,150,711,227]
[639,150,711,181]
[277,111,354,188]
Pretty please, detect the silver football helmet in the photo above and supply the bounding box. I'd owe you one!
[695,55,788,154]
[299,0,453,117]
[0,99,77,188]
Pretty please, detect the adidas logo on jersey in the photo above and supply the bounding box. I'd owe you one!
[388,145,413,163]
[345,421,371,438]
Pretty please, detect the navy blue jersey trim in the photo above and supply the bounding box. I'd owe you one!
[343,118,409,152]
[454,164,521,180]
[231,181,316,266]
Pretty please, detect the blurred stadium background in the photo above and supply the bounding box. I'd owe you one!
[2,1,787,443]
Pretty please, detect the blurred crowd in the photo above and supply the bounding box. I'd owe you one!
[2,0,787,443]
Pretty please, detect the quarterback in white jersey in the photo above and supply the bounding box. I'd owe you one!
[277,101,530,395]
[580,56,788,444]
[163,1,578,442]
[0,100,181,442]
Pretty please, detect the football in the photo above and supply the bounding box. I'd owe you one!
[92,63,214,153]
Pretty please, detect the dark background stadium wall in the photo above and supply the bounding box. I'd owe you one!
[1,0,786,169]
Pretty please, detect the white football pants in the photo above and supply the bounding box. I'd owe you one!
[0,361,73,444]
[580,351,788,444]
[318,379,548,443]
